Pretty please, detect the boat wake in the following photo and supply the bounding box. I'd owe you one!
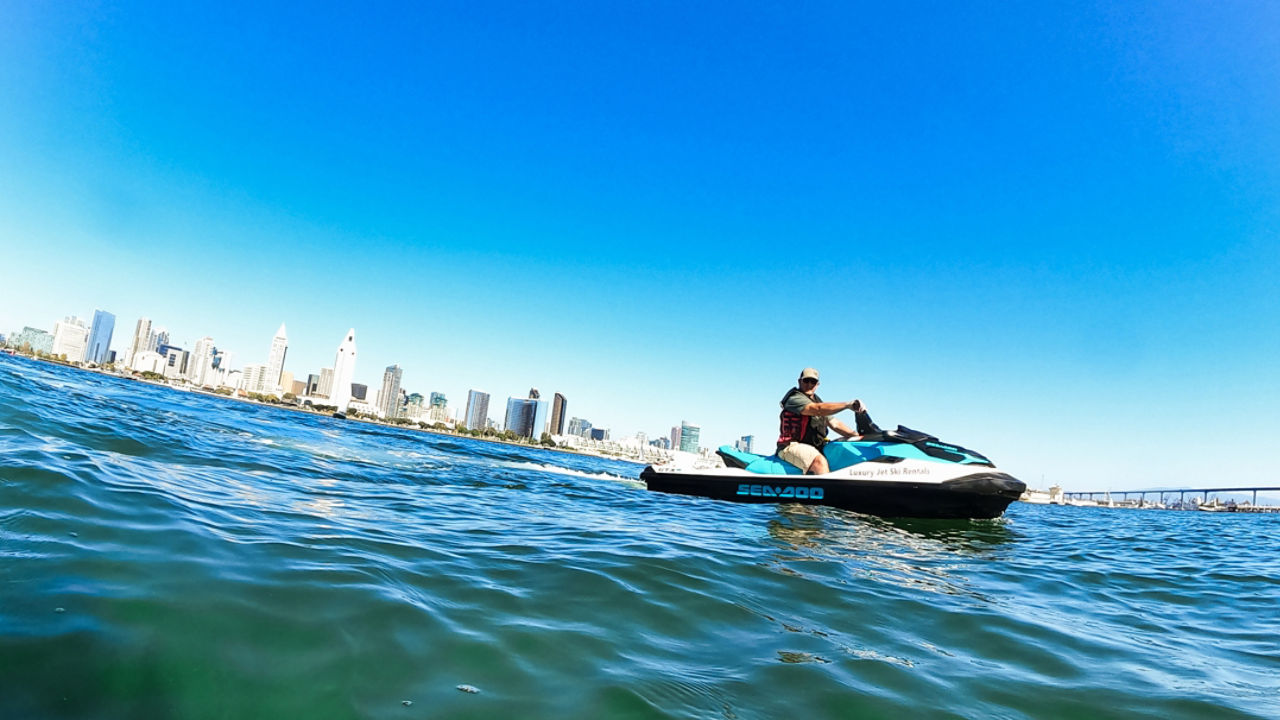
[498,460,642,487]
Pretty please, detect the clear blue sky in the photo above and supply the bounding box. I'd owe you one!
[2,1,1277,490]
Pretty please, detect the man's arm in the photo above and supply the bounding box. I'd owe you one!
[830,418,860,438]
[800,399,861,417]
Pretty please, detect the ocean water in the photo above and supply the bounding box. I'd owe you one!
[1,355,1277,720]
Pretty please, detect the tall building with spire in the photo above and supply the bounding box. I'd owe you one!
[330,329,357,411]
[265,323,288,395]
[85,310,115,364]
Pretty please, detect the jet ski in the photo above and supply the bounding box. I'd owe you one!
[641,426,1025,519]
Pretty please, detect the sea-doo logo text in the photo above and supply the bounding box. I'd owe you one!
[736,484,824,500]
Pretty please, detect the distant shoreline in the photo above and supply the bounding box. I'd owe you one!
[2,353,650,468]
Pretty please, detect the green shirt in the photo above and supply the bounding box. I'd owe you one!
[783,389,828,446]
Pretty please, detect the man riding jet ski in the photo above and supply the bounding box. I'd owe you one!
[777,367,881,474]
[640,368,1025,519]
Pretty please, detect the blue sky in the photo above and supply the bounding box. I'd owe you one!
[2,1,1277,490]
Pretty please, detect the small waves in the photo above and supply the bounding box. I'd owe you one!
[1,355,1278,719]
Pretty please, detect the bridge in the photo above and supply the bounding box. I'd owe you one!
[1063,486,1280,507]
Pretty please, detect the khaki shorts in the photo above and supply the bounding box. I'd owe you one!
[779,442,821,472]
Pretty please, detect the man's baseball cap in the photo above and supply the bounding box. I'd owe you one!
[799,368,819,381]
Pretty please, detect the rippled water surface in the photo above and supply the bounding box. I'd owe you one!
[2,355,1277,719]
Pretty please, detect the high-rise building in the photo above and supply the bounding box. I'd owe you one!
[378,365,403,419]
[531,399,549,438]
[589,428,609,442]
[512,388,549,438]
[679,421,701,453]
[550,393,567,435]
[504,397,537,437]
[735,435,755,454]
[51,317,89,362]
[351,383,367,401]
[187,337,216,386]
[306,373,321,396]
[265,323,288,395]
[125,317,151,366]
[318,368,334,398]
[671,425,681,451]
[85,310,115,364]
[330,329,357,411]
[429,392,447,408]
[465,390,490,431]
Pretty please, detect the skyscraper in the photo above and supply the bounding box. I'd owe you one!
[306,373,321,396]
[330,329,357,411]
[85,310,115,364]
[125,317,151,366]
[265,323,288,395]
[504,396,537,437]
[378,364,403,419]
[679,421,701,453]
[550,392,567,435]
[187,337,216,386]
[509,388,548,438]
[531,398,549,438]
[465,389,490,431]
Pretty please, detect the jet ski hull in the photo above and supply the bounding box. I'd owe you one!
[641,464,1023,519]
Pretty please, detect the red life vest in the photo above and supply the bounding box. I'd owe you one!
[777,388,827,450]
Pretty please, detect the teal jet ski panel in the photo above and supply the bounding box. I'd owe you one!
[715,446,804,475]
[825,439,992,470]
[717,428,994,477]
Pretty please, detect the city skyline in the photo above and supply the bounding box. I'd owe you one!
[3,3,1278,489]
[2,306,675,441]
